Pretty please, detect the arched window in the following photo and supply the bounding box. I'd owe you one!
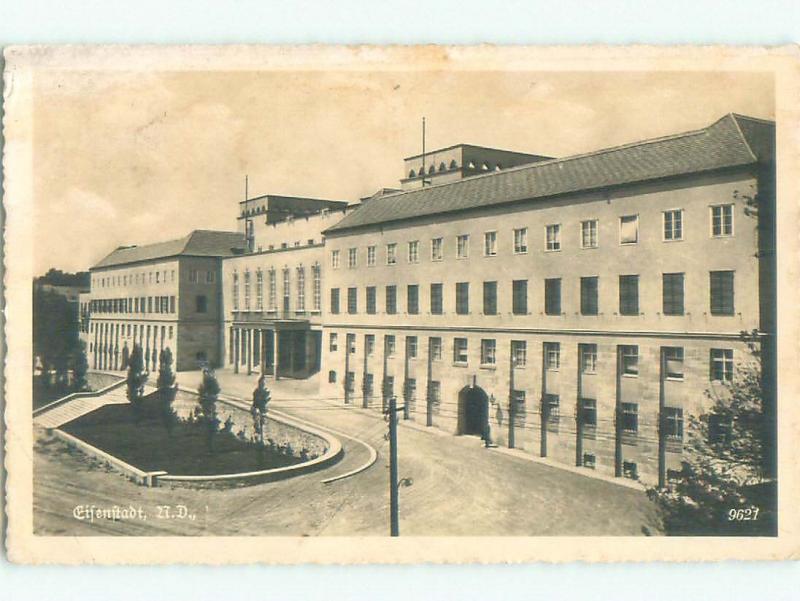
[449,160,458,169]
[408,169,416,178]
[495,163,502,171]
[428,164,436,175]
[468,161,476,169]
[481,162,490,171]
[439,162,446,172]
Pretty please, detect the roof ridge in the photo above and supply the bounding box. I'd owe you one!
[726,114,759,163]
[730,113,776,126]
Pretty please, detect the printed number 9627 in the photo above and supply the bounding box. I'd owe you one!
[728,507,759,521]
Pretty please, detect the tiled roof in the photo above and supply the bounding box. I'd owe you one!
[93,230,245,269]
[326,114,774,234]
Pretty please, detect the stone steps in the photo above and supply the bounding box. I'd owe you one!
[34,385,155,429]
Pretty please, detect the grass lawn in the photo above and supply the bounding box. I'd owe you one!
[61,394,303,476]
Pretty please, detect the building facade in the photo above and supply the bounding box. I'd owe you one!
[320,114,775,486]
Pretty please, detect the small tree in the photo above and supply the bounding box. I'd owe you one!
[126,344,148,421]
[198,368,221,453]
[648,352,775,535]
[156,347,178,435]
[72,340,90,392]
[251,375,271,447]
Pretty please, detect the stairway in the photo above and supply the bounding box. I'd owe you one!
[34,385,152,429]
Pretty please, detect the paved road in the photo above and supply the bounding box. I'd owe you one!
[33,370,661,536]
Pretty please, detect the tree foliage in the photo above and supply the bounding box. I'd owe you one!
[126,344,148,420]
[72,340,90,392]
[157,347,178,435]
[198,368,221,453]
[33,286,80,378]
[251,375,271,447]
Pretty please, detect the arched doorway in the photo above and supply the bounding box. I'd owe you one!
[458,385,489,437]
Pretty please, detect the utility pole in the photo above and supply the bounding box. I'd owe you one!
[385,395,403,536]
[508,349,516,449]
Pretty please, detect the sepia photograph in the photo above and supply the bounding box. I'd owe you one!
[4,44,799,564]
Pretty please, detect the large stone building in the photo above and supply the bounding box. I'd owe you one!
[320,114,775,486]
[85,230,245,372]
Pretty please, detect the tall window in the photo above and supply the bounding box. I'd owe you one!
[620,345,639,376]
[580,276,598,315]
[453,338,468,364]
[456,234,469,259]
[282,268,290,312]
[512,279,528,315]
[365,334,375,356]
[430,283,443,315]
[710,270,735,315]
[621,403,639,433]
[711,204,734,237]
[348,248,357,268]
[456,282,469,315]
[480,339,496,365]
[429,337,443,360]
[331,250,340,269]
[619,275,639,315]
[663,209,683,241]
[619,215,639,244]
[511,340,527,367]
[663,347,684,380]
[386,335,396,356]
[431,237,443,261]
[663,407,684,440]
[407,284,419,315]
[256,269,264,310]
[232,271,239,310]
[484,231,497,256]
[406,336,418,359]
[581,219,598,249]
[312,264,321,311]
[366,286,377,314]
[385,285,397,314]
[513,228,528,254]
[330,288,340,314]
[483,281,497,315]
[408,240,419,263]
[347,287,357,314]
[294,267,304,311]
[329,333,338,352]
[196,295,207,313]
[387,243,397,265]
[367,245,376,266]
[268,269,277,311]
[544,342,560,370]
[662,273,685,315]
[545,224,561,251]
[580,398,597,428]
[544,278,561,315]
[710,348,734,382]
[579,343,597,374]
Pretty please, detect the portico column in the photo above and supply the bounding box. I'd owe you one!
[246,329,253,375]
[261,330,268,373]
[233,328,240,374]
[273,329,280,380]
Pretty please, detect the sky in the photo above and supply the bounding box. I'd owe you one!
[32,68,774,275]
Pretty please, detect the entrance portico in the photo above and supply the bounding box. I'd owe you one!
[230,318,321,380]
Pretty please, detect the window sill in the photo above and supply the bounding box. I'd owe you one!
[580,246,598,250]
[665,377,684,382]
[544,248,561,253]
[513,250,528,255]
[662,238,684,243]
[452,362,468,368]
[621,373,639,379]
[479,364,497,370]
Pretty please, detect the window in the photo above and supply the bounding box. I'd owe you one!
[330,288,340,314]
[619,275,639,315]
[256,270,264,310]
[268,269,277,311]
[710,270,735,315]
[512,280,528,315]
[583,453,596,469]
[663,407,684,440]
[367,245,376,266]
[544,394,560,429]
[408,240,419,263]
[366,286,377,314]
[619,215,639,244]
[511,340,527,367]
[480,339,496,366]
[580,276,598,316]
[545,224,561,251]
[363,373,374,397]
[544,342,560,370]
[347,333,356,354]
[622,461,638,480]
[710,348,734,382]
[407,285,419,315]
[331,250,340,269]
[580,398,597,427]
[484,231,497,256]
[329,333,338,352]
[580,343,597,374]
[483,281,497,315]
[662,273,685,315]
[513,228,528,254]
[663,209,683,241]
[232,272,239,310]
[282,268,291,312]
[544,278,561,315]
[430,283,443,315]
[196,295,208,313]
[663,347,684,379]
[621,403,639,433]
[207,270,215,283]
[620,345,639,376]
[365,334,375,356]
[244,271,251,310]
[147,297,153,313]
[406,336,418,359]
[347,287,358,314]
[386,335,396,357]
[456,234,469,259]
[344,371,356,393]
[188,269,198,283]
[387,243,397,265]
[169,296,175,313]
[430,337,443,361]
[385,285,397,314]
[709,413,733,444]
[348,247,357,268]
[711,204,734,237]
[312,265,321,311]
[431,237,443,261]
[453,338,468,364]
[429,381,441,409]
[168,326,173,339]
[456,282,469,315]
[384,375,395,399]
[156,271,160,283]
[581,219,598,249]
